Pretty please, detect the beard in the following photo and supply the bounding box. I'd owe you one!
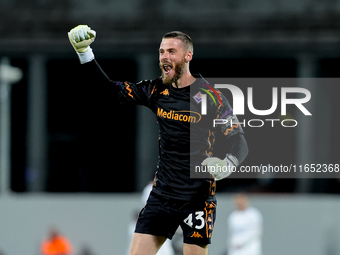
[160,56,186,87]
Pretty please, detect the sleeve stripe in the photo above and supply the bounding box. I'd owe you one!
[202,83,223,105]
[124,82,134,98]
[199,88,217,106]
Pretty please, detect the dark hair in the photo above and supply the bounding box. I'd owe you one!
[162,31,194,54]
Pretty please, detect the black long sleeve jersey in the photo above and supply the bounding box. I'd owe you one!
[90,60,244,201]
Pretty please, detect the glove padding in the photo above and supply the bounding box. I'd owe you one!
[68,25,96,53]
[201,154,239,181]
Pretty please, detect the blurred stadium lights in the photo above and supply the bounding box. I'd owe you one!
[0,57,23,194]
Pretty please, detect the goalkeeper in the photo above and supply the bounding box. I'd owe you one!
[68,25,248,255]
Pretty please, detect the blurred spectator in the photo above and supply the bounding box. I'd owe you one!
[227,193,263,255]
[78,244,94,255]
[41,228,73,255]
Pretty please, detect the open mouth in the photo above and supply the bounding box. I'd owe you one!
[163,64,172,75]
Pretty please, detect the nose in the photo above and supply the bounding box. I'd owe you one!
[160,51,169,62]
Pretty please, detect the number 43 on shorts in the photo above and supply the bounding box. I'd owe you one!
[183,211,205,229]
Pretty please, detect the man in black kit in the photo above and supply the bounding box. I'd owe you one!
[68,25,248,255]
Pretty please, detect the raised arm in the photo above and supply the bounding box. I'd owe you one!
[68,25,158,106]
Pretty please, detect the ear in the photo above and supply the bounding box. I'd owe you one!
[185,51,193,62]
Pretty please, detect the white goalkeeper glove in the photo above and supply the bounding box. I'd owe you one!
[68,25,96,64]
[201,154,239,181]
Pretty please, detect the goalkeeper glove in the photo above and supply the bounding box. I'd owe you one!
[68,25,96,63]
[201,154,239,181]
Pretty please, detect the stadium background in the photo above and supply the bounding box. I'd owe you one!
[0,0,340,254]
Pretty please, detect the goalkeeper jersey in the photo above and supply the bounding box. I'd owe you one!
[90,60,244,201]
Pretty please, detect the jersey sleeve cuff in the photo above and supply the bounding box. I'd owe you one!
[77,47,95,64]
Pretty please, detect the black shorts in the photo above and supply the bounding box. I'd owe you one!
[135,192,217,245]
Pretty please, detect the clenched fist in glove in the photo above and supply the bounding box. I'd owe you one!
[68,25,96,64]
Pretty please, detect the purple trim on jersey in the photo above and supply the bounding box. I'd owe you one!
[220,109,233,119]
[142,87,149,97]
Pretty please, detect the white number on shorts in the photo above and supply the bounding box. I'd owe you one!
[183,213,193,228]
[195,211,205,229]
[183,211,205,229]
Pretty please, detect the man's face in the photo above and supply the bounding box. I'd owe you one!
[159,38,187,85]
[234,194,248,211]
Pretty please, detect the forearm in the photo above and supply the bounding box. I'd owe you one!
[69,25,152,105]
[229,134,248,165]
[83,59,153,106]
[90,59,114,83]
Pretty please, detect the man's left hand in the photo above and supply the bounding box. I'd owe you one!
[201,154,239,181]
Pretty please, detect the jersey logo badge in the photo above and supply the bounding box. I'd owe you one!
[191,232,203,238]
[193,91,203,104]
[160,89,169,96]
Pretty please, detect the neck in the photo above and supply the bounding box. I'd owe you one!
[172,68,196,88]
